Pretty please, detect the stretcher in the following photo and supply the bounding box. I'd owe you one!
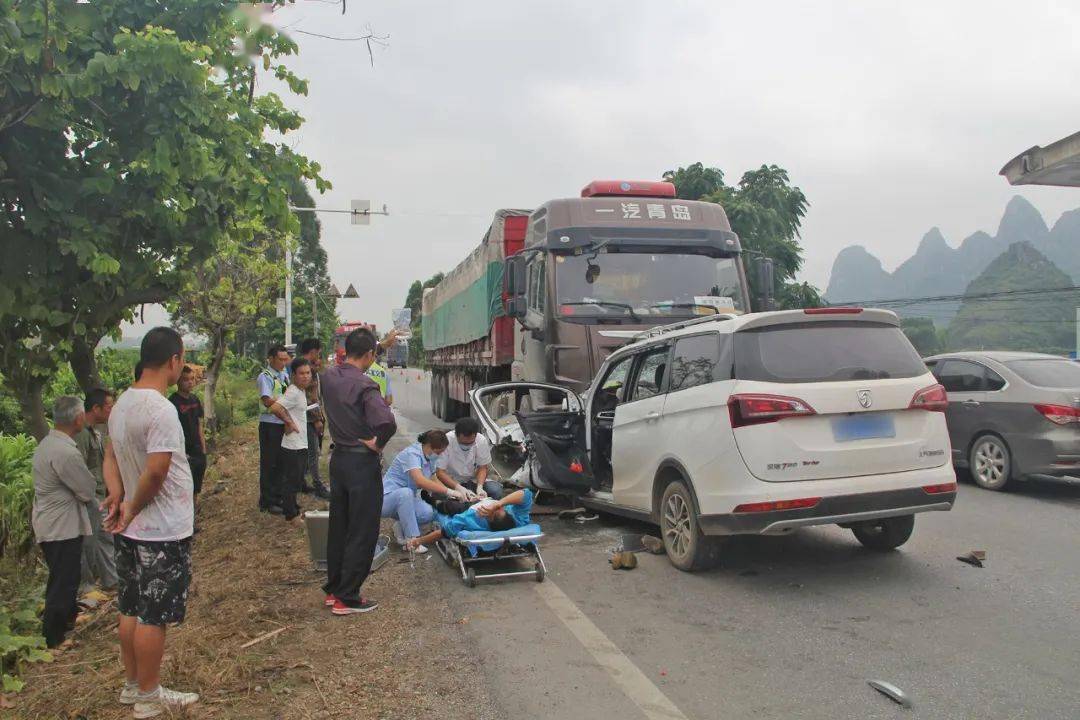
[434,523,547,588]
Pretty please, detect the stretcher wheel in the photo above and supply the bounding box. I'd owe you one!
[534,562,545,583]
[464,567,476,588]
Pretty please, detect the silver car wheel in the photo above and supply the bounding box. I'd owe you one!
[663,493,691,560]
[971,436,1010,491]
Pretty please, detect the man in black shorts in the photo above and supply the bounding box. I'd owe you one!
[104,327,199,717]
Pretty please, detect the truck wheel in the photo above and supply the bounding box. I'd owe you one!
[659,480,722,572]
[435,373,448,420]
[851,514,915,551]
[430,374,440,416]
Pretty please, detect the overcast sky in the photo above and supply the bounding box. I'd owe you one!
[127,0,1080,336]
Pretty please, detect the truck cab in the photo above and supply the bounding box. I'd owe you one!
[504,180,751,395]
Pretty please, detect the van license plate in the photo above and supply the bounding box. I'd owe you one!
[832,413,896,442]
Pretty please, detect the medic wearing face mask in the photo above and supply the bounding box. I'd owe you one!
[379,430,458,555]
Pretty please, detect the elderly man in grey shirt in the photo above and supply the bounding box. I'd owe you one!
[32,396,97,648]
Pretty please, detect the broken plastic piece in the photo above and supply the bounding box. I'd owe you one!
[956,550,986,568]
[868,679,913,709]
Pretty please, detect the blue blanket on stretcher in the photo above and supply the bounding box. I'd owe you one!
[453,523,543,555]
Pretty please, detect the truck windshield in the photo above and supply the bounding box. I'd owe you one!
[555,252,745,319]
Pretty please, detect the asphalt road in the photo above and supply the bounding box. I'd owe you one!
[386,368,1080,720]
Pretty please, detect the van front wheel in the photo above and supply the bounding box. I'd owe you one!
[660,481,721,572]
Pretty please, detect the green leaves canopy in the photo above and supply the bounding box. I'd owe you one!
[664,163,822,310]
[0,1,326,435]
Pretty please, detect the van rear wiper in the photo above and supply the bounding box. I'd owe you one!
[562,301,640,322]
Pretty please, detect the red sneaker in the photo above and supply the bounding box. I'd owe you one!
[324,594,336,607]
[331,598,378,615]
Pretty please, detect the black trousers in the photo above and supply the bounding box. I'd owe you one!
[323,450,382,604]
[258,421,285,509]
[40,537,83,648]
[188,452,207,495]
[280,448,308,520]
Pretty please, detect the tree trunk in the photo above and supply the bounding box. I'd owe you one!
[203,330,228,436]
[70,335,103,392]
[15,378,48,441]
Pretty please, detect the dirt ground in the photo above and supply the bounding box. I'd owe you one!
[14,424,498,720]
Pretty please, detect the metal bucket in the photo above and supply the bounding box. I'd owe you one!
[304,510,390,574]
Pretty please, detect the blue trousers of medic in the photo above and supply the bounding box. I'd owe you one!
[381,487,434,538]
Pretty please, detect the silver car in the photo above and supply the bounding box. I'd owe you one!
[923,352,1080,490]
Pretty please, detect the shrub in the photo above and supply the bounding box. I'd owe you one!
[0,434,36,559]
[0,593,52,694]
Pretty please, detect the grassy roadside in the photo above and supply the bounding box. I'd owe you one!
[13,421,496,720]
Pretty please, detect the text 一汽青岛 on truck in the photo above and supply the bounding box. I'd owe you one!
[423,180,752,419]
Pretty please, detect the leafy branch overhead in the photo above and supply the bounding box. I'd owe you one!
[662,162,821,309]
[0,0,328,436]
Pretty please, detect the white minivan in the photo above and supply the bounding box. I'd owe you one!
[470,308,958,571]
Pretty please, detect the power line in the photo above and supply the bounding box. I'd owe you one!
[838,284,1080,308]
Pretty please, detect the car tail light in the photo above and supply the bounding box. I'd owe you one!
[909,384,948,412]
[733,497,822,513]
[803,307,863,315]
[921,482,957,494]
[728,394,816,428]
[1034,403,1080,425]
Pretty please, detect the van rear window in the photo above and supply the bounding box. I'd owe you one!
[734,321,927,383]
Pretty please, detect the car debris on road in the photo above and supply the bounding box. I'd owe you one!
[868,679,913,709]
[956,549,987,567]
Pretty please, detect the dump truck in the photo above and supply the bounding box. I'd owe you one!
[423,180,752,420]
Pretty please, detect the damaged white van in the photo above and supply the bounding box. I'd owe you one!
[470,308,958,571]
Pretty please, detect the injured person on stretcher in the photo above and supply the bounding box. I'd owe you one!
[409,488,534,549]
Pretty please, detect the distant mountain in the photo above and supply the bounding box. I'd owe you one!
[825,196,1077,324]
[948,242,1079,353]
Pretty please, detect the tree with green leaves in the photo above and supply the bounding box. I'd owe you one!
[0,1,326,438]
[171,231,285,432]
[664,163,822,310]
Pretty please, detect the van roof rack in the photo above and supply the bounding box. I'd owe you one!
[639,313,738,339]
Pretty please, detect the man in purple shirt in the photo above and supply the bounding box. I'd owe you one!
[319,328,397,615]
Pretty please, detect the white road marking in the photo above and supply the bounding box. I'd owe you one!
[534,579,690,720]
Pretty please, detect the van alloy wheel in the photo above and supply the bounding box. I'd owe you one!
[663,493,692,560]
[970,435,1010,491]
[659,480,720,572]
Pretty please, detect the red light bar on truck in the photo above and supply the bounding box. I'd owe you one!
[580,180,677,199]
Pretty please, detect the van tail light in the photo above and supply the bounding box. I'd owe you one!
[728,394,816,428]
[733,497,821,513]
[909,384,948,412]
[1034,404,1080,425]
[921,482,957,494]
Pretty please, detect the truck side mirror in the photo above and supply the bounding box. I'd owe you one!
[506,295,527,319]
[505,255,526,297]
[754,256,776,312]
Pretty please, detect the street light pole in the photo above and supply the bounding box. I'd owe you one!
[285,244,293,347]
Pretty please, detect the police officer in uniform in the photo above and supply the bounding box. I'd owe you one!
[319,328,396,614]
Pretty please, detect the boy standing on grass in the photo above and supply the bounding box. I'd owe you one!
[103,327,198,717]
[271,357,313,527]
[168,366,207,499]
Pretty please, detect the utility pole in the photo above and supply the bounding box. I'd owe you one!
[284,245,293,347]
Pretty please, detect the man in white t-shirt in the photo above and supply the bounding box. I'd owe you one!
[102,327,198,717]
[270,357,309,526]
[436,416,504,500]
